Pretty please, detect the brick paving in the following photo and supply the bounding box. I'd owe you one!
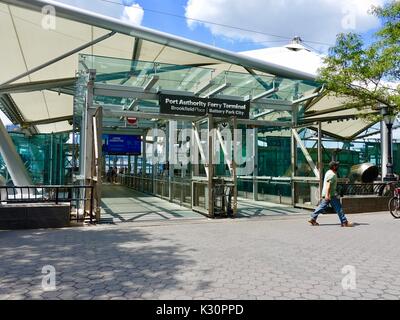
[1,212,400,300]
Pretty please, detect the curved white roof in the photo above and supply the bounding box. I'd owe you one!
[242,41,324,77]
[0,0,317,133]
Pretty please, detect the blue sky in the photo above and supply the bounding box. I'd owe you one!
[55,0,271,51]
[54,0,387,53]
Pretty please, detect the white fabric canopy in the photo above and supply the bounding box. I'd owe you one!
[305,93,376,140]
[0,2,236,133]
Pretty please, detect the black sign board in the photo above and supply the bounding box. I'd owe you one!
[159,94,250,119]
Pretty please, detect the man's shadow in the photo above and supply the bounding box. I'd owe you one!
[317,222,369,227]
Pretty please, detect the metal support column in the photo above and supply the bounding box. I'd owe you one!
[0,116,32,186]
[168,122,174,202]
[134,155,138,175]
[317,122,323,196]
[134,155,138,189]
[81,69,96,183]
[192,122,200,177]
[92,106,103,222]
[252,127,258,201]
[381,120,389,180]
[291,105,298,206]
[232,117,238,216]
[128,155,131,175]
[208,114,215,218]
[142,132,146,192]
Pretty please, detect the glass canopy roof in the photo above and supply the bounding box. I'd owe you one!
[75,54,320,130]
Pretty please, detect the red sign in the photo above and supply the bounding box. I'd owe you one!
[127,117,138,126]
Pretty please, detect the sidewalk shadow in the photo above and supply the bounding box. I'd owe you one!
[0,225,212,300]
[316,222,369,227]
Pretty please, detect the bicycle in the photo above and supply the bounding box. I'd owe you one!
[389,187,400,219]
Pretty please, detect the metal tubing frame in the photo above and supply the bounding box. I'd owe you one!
[92,106,103,222]
[142,132,147,192]
[291,105,298,206]
[0,77,77,95]
[251,85,278,102]
[253,127,259,201]
[216,128,234,176]
[292,129,320,179]
[0,31,116,87]
[317,122,323,197]
[0,115,33,185]
[94,83,293,111]
[207,114,214,218]
[167,122,173,201]
[101,108,291,128]
[202,83,231,98]
[232,117,238,216]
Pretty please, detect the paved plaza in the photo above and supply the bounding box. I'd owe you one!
[1,211,400,300]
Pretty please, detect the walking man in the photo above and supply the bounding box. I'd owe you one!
[309,161,354,227]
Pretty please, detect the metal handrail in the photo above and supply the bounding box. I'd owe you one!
[337,182,391,197]
[0,185,94,223]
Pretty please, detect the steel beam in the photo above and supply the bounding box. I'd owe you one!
[232,117,238,216]
[132,38,143,61]
[381,120,389,180]
[94,83,293,111]
[125,98,140,111]
[194,78,215,96]
[94,83,158,100]
[0,94,25,125]
[142,132,147,192]
[0,78,76,95]
[0,31,115,87]
[317,122,323,197]
[101,108,292,128]
[292,91,322,105]
[216,128,233,175]
[291,104,298,206]
[24,115,73,126]
[143,75,159,91]
[193,125,208,178]
[207,114,214,218]
[0,115,32,185]
[253,128,259,201]
[292,129,320,179]
[251,86,279,102]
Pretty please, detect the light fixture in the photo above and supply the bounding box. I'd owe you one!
[251,83,279,102]
[143,75,159,91]
[203,83,231,98]
[380,105,397,181]
[194,79,215,96]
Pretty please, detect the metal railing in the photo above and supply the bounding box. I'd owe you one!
[337,182,393,197]
[0,185,94,223]
[118,174,193,208]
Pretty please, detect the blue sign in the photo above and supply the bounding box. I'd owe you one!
[103,134,141,155]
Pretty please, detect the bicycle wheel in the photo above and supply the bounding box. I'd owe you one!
[389,197,400,219]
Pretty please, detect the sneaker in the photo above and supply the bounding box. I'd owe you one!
[308,219,319,226]
[341,221,354,228]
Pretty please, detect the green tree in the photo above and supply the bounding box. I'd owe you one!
[318,1,399,119]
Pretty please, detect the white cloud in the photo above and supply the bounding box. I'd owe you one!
[121,3,144,26]
[185,0,386,47]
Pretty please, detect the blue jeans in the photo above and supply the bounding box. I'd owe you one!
[311,197,348,224]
